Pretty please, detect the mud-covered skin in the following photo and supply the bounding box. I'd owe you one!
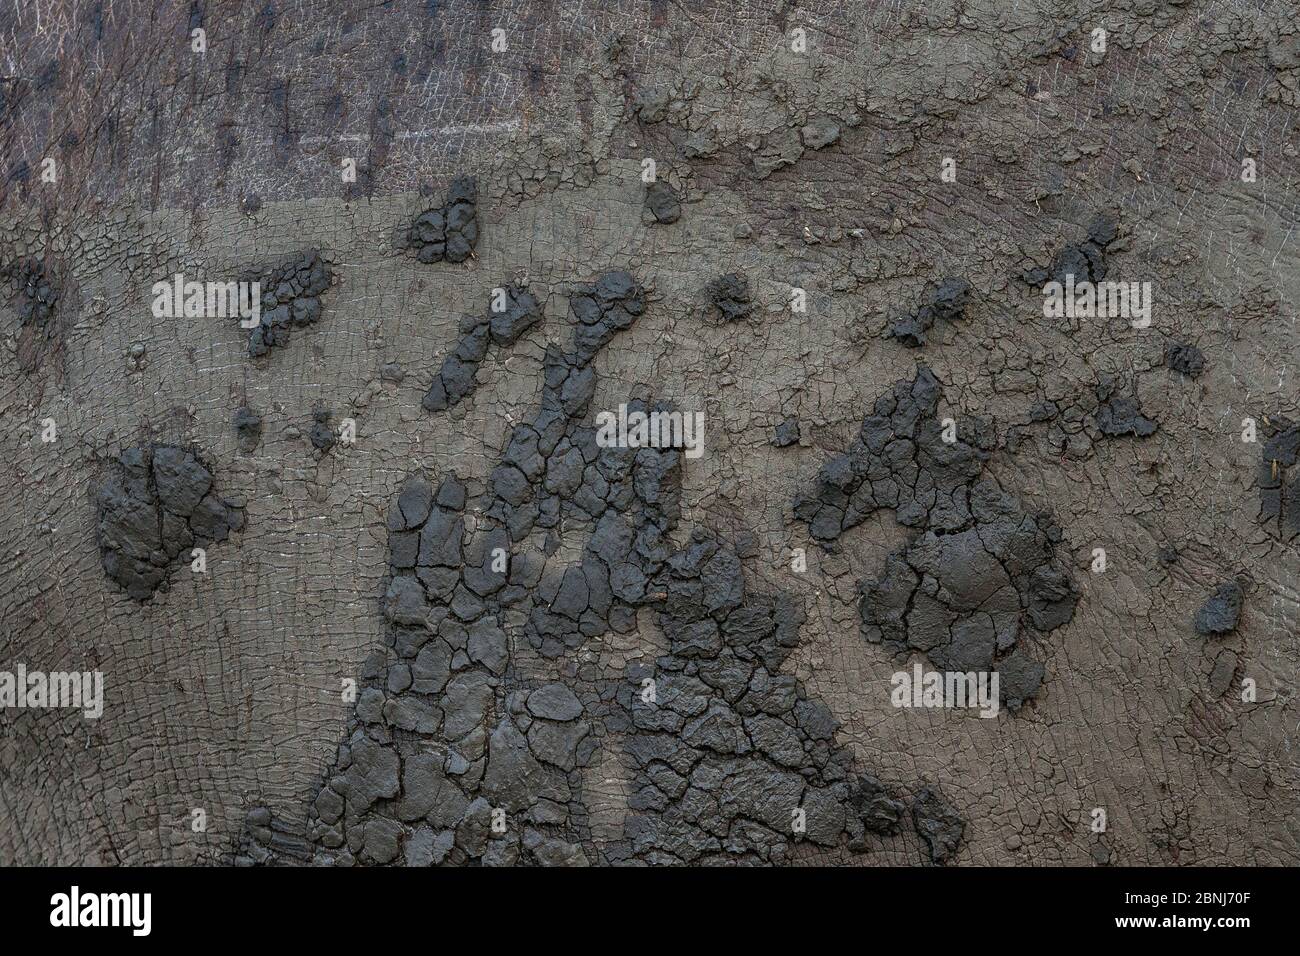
[1022,216,1118,288]
[795,367,1076,710]
[644,181,682,224]
[2,1,1299,867]
[238,276,949,866]
[95,445,245,601]
[1165,343,1205,379]
[246,251,333,358]
[705,273,753,323]
[887,277,971,348]
[421,285,542,413]
[1,257,58,331]
[407,177,479,265]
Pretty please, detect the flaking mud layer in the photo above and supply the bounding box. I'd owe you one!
[237,276,959,865]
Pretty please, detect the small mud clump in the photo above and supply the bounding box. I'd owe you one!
[1195,582,1244,636]
[772,417,800,447]
[233,407,263,451]
[886,277,971,347]
[1165,342,1205,377]
[644,181,681,224]
[96,445,245,601]
[911,786,966,864]
[422,285,543,413]
[1023,215,1118,286]
[850,773,907,836]
[800,117,841,150]
[407,176,478,264]
[309,408,337,452]
[1094,378,1157,438]
[706,272,752,323]
[566,269,645,364]
[247,251,333,358]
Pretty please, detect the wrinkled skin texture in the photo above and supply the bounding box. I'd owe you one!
[1,0,1298,866]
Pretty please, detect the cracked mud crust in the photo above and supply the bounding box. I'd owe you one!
[1,0,1297,869]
